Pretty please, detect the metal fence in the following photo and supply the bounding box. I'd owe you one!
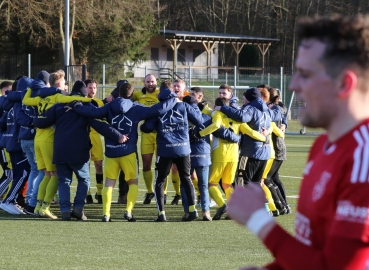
[0,54,296,115]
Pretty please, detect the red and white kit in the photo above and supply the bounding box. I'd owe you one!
[265,119,369,270]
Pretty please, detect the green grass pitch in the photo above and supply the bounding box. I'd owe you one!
[0,134,317,269]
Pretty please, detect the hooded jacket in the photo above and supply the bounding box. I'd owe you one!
[140,98,204,158]
[7,77,36,141]
[34,98,122,164]
[229,94,241,110]
[220,97,282,160]
[72,89,178,158]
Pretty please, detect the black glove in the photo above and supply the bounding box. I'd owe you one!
[189,126,201,141]
[91,99,99,107]
[198,101,207,111]
[66,100,83,108]
[65,100,83,111]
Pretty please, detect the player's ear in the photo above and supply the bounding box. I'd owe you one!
[338,69,357,99]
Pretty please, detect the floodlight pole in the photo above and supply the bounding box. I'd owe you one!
[64,0,70,76]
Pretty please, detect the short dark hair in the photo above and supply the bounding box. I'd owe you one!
[0,81,12,90]
[85,78,98,86]
[215,97,229,107]
[190,87,203,94]
[119,83,134,98]
[219,84,233,93]
[297,15,369,78]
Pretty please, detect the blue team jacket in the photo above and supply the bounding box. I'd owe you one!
[34,102,122,164]
[72,89,178,158]
[141,98,203,159]
[7,91,36,141]
[220,97,282,160]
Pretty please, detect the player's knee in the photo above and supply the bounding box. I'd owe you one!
[94,161,103,173]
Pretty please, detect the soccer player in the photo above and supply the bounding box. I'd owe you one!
[216,88,282,186]
[181,95,241,221]
[84,78,105,204]
[131,74,159,204]
[34,81,124,221]
[71,83,178,222]
[197,97,270,220]
[0,81,12,186]
[169,79,192,205]
[141,88,203,222]
[190,86,212,116]
[218,84,241,109]
[22,70,92,218]
[257,87,287,216]
[228,15,369,269]
[0,77,32,214]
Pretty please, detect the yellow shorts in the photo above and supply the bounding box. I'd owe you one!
[104,152,138,181]
[35,140,56,171]
[90,132,103,161]
[209,162,237,185]
[262,158,274,179]
[140,132,156,155]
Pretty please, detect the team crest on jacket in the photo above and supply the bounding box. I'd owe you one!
[312,171,331,202]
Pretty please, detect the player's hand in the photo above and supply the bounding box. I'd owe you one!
[118,134,129,143]
[260,127,270,137]
[227,184,265,226]
[60,90,69,96]
[214,106,221,111]
[280,124,286,133]
[189,126,201,141]
[198,101,207,111]
[106,95,114,103]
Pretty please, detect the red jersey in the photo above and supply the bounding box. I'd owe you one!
[264,120,369,270]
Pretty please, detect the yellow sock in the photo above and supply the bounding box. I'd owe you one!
[44,175,58,202]
[171,171,180,195]
[224,187,234,201]
[126,184,138,213]
[164,177,168,194]
[143,171,154,193]
[262,185,277,211]
[87,188,91,196]
[159,210,165,215]
[102,186,113,217]
[192,178,200,197]
[37,175,51,201]
[209,186,225,207]
[189,205,195,212]
[96,184,103,195]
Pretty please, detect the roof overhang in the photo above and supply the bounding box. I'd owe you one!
[160,29,279,45]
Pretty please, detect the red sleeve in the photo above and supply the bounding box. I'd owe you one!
[264,261,283,270]
[263,224,369,270]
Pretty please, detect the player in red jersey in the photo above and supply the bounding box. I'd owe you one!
[227,15,369,270]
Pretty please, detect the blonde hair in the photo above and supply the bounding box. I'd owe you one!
[49,70,65,87]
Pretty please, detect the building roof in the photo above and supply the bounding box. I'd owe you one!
[160,29,279,45]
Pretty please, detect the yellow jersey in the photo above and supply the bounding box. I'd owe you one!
[199,111,266,162]
[132,89,160,106]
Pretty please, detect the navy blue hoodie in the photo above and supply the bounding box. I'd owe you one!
[141,98,204,158]
[34,98,122,164]
[7,77,36,141]
[72,89,178,158]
